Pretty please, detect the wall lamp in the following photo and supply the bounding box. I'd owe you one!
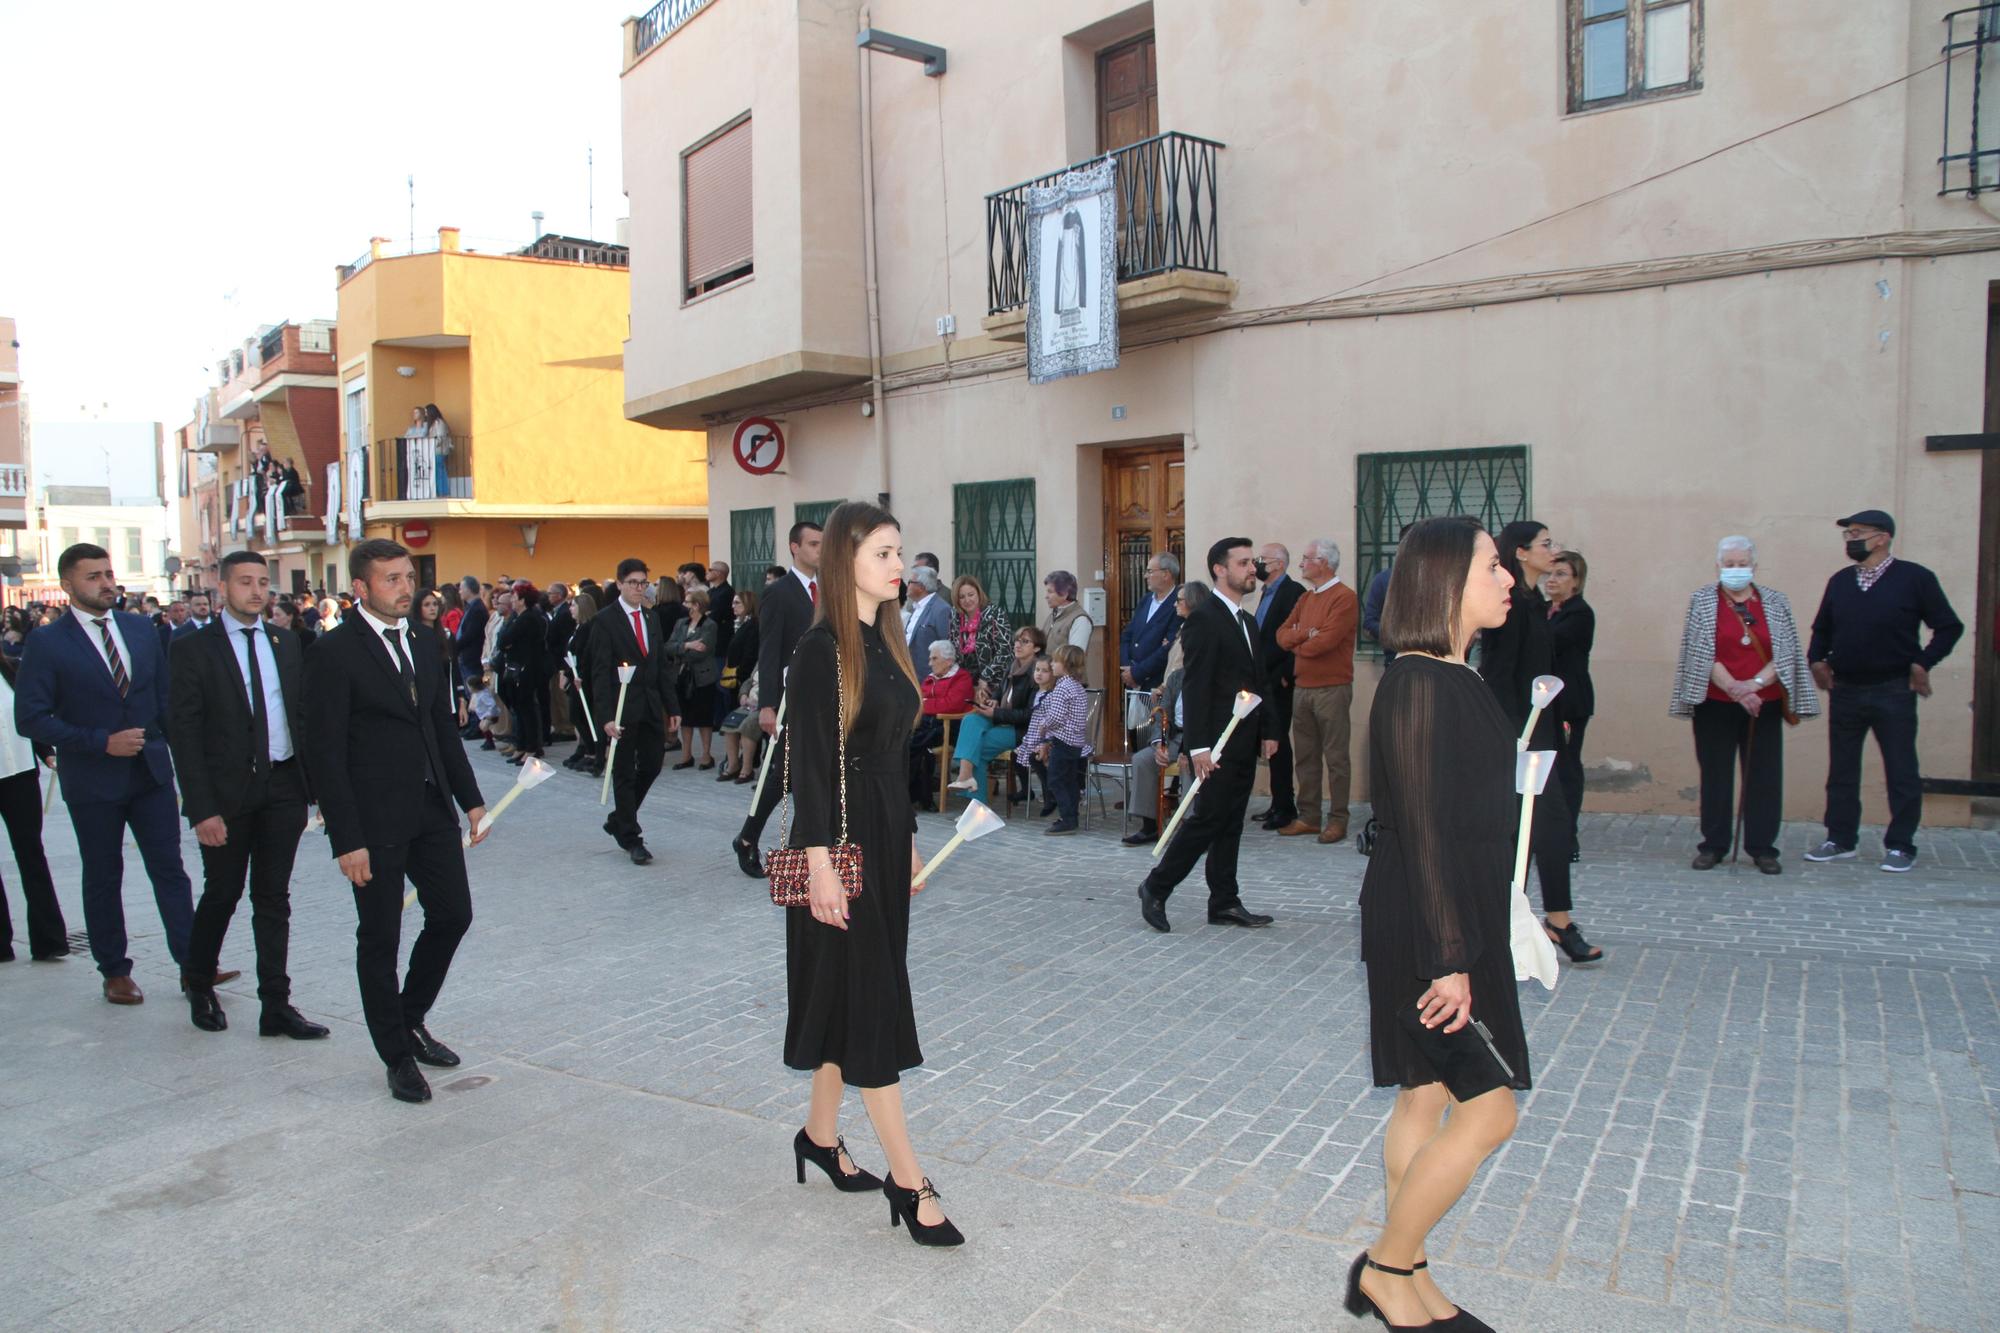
[856,28,946,77]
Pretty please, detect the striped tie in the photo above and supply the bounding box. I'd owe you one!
[92,618,130,698]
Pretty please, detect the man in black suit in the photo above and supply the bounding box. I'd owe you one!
[732,520,822,877]
[1251,541,1306,830]
[304,539,487,1104]
[169,551,328,1040]
[544,582,576,742]
[705,559,736,660]
[593,557,682,864]
[170,591,214,646]
[453,575,488,698]
[1137,537,1278,933]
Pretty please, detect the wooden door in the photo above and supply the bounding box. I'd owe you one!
[1102,443,1185,756]
[1097,33,1158,153]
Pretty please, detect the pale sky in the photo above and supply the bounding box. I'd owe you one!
[0,0,641,430]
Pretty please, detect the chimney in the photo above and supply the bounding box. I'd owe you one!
[438,226,462,253]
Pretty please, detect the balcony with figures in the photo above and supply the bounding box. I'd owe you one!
[223,474,323,549]
[980,131,1234,342]
[366,435,475,520]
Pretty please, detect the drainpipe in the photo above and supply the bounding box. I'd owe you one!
[860,9,889,508]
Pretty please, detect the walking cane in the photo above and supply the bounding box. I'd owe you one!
[1729,713,1757,866]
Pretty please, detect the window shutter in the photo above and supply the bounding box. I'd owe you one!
[685,118,753,290]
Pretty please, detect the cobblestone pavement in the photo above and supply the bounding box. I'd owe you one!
[3,744,1997,1331]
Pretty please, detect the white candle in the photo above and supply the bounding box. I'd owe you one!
[600,663,637,806]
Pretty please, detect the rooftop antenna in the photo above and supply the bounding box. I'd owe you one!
[588,145,594,240]
[407,174,415,250]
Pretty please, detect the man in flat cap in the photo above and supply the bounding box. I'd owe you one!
[1803,509,1962,873]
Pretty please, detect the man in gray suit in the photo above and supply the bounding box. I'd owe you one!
[901,566,953,657]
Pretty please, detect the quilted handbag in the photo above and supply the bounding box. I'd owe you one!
[766,640,865,908]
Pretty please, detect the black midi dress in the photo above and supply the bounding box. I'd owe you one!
[782,619,925,1088]
[1359,656,1532,1093]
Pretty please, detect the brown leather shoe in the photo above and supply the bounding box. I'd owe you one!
[1277,820,1320,837]
[1318,825,1348,844]
[104,976,144,1005]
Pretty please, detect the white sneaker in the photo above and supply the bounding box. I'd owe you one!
[946,777,977,792]
[1880,849,1916,873]
[1803,840,1857,862]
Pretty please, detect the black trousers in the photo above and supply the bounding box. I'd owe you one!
[186,760,308,1005]
[351,785,473,1066]
[1692,700,1785,858]
[741,721,786,845]
[1263,684,1296,820]
[510,673,544,753]
[608,720,667,847]
[1555,717,1589,846]
[1823,679,1923,853]
[0,767,66,958]
[1144,745,1255,913]
[568,680,599,756]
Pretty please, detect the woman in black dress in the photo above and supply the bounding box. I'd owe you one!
[1479,520,1603,964]
[786,500,963,1247]
[1351,517,1526,1332]
[1544,550,1595,860]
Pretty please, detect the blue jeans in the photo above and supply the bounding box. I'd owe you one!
[67,776,193,977]
[1823,679,1922,853]
[951,714,1018,769]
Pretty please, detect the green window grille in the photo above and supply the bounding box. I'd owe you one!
[729,506,774,575]
[953,479,1037,625]
[1355,446,1531,656]
[794,500,841,533]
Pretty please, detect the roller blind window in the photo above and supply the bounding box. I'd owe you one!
[684,116,753,299]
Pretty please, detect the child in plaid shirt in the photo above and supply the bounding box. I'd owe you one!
[1021,644,1093,834]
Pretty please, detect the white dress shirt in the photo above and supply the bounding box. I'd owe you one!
[793,568,819,604]
[356,604,415,677]
[70,606,135,684]
[221,609,295,762]
[0,675,37,778]
[619,595,648,653]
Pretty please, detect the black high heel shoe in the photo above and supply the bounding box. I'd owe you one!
[793,1128,881,1192]
[1343,1253,1434,1330]
[1543,918,1605,964]
[883,1176,964,1247]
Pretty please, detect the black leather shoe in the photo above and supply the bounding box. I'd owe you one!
[1121,825,1156,847]
[0,943,12,962]
[733,836,764,879]
[30,946,69,961]
[1691,850,1720,870]
[1261,811,1296,831]
[1754,853,1783,875]
[628,842,655,866]
[185,983,227,1032]
[260,1005,330,1040]
[407,1024,461,1067]
[387,1057,432,1103]
[1208,904,1275,928]
[1137,883,1170,933]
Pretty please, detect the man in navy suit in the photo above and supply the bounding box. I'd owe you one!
[1119,552,1183,694]
[170,591,214,645]
[15,544,231,1005]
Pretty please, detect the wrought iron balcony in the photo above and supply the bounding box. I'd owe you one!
[375,435,475,503]
[984,131,1224,316]
[259,327,286,367]
[1941,4,2000,194]
[630,0,718,65]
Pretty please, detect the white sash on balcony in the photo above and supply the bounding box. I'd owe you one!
[404,436,437,501]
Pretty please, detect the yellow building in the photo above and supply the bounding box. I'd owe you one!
[333,227,706,588]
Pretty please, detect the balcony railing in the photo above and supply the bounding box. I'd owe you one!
[0,465,25,499]
[632,0,717,62]
[1941,4,2000,194]
[376,435,474,502]
[984,131,1224,315]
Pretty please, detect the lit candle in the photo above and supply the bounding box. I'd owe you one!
[1153,690,1261,857]
[600,663,637,806]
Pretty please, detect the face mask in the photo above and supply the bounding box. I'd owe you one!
[1845,538,1874,563]
[1718,567,1755,592]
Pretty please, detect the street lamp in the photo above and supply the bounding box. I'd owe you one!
[855,28,946,76]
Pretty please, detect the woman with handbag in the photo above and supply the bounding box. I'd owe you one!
[776,499,963,1247]
[1351,516,1524,1333]
[1670,535,1820,873]
[667,589,721,770]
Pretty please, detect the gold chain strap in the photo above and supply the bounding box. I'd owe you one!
[777,638,849,846]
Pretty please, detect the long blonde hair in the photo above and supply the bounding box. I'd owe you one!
[816,501,921,736]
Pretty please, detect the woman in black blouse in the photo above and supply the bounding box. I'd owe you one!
[1544,550,1596,861]
[1480,520,1602,965]
[787,500,962,1247]
[1351,516,1524,1332]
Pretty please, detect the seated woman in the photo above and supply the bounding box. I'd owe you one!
[947,625,1047,797]
[909,640,976,809]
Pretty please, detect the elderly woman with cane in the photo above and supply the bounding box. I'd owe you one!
[1670,535,1819,873]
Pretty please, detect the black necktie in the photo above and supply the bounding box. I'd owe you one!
[384,627,418,706]
[1238,609,1258,651]
[242,627,270,775]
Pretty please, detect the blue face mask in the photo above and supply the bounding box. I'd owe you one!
[1718,566,1755,592]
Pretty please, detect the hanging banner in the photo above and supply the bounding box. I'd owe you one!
[264,479,283,539]
[1026,156,1119,386]
[345,447,366,540]
[324,461,341,544]
[404,436,437,501]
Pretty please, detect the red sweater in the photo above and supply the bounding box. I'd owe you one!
[921,667,976,715]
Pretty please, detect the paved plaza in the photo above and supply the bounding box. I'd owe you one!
[4,744,1998,1332]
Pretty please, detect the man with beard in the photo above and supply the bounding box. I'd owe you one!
[304,539,487,1103]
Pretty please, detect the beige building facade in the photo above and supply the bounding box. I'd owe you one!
[621,0,2000,824]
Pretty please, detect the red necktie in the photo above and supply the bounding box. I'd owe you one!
[808,580,818,607]
[631,609,647,657]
